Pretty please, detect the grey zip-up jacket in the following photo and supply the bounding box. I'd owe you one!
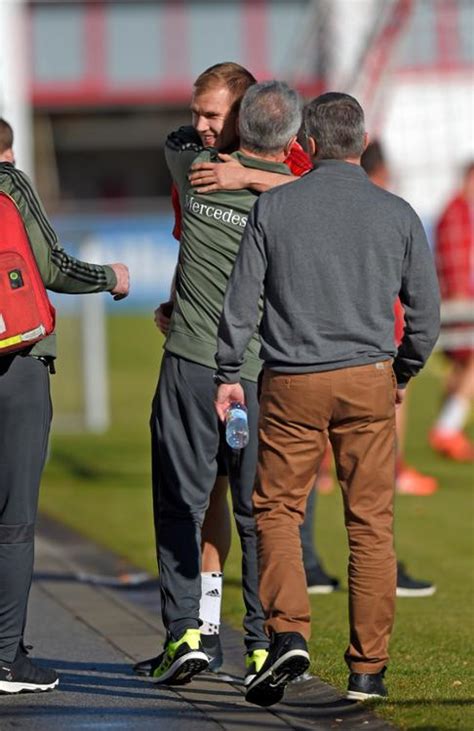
[215,160,440,387]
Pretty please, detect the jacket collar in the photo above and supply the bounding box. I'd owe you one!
[313,159,367,180]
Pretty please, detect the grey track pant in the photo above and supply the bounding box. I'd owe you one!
[150,353,267,650]
[0,355,52,662]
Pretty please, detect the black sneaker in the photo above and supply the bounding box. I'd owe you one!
[19,639,33,656]
[0,651,59,694]
[306,565,340,595]
[245,632,310,707]
[347,668,388,701]
[396,562,436,597]
[201,634,223,673]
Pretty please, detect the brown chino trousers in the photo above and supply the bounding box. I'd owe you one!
[254,361,397,673]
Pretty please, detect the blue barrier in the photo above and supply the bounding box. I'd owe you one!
[49,211,436,313]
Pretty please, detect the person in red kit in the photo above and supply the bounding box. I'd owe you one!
[358,141,437,599]
[430,162,474,462]
[361,141,438,496]
[263,140,438,603]
[296,141,439,601]
[190,123,341,599]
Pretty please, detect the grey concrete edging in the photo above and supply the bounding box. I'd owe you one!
[0,514,395,731]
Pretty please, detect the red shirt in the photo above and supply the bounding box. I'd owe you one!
[171,184,181,241]
[435,193,474,300]
[170,142,312,241]
[284,141,313,177]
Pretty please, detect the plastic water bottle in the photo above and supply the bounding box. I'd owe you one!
[225,402,249,449]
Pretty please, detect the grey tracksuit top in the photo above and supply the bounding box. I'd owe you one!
[215,159,440,387]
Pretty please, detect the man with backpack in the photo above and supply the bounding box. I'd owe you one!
[0,118,129,693]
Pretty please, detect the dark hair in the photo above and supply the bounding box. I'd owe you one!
[193,62,256,113]
[361,140,385,176]
[304,92,365,160]
[0,118,13,154]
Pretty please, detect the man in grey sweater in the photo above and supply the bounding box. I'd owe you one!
[214,92,440,707]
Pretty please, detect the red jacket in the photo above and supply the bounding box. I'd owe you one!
[435,193,474,300]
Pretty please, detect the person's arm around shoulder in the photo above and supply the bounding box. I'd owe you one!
[189,154,298,194]
[165,126,204,190]
[394,206,441,387]
[189,141,311,194]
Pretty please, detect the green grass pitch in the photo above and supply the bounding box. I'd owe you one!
[40,314,474,730]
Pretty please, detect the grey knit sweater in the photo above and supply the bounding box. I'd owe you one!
[216,160,440,387]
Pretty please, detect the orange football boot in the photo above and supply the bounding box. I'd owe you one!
[396,466,438,496]
[429,430,474,462]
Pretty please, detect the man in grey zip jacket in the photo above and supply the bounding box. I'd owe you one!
[214,92,440,707]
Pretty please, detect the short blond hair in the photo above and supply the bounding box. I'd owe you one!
[193,62,256,113]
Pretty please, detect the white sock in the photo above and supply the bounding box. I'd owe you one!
[435,395,470,434]
[199,572,223,635]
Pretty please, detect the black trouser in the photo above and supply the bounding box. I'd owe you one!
[300,487,321,575]
[150,353,267,651]
[0,355,52,662]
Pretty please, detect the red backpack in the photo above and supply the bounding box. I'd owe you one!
[0,192,55,355]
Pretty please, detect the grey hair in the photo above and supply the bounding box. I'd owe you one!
[238,81,302,154]
[304,92,366,160]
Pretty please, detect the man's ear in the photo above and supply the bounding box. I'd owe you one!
[0,148,14,163]
[362,132,369,153]
[307,136,317,158]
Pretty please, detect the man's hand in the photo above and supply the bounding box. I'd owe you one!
[395,388,406,408]
[109,263,130,300]
[215,382,245,422]
[154,300,174,335]
[189,155,248,193]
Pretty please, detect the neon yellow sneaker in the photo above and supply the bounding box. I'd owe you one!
[244,648,269,686]
[151,629,208,684]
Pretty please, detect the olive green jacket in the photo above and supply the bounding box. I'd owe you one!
[0,162,116,358]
